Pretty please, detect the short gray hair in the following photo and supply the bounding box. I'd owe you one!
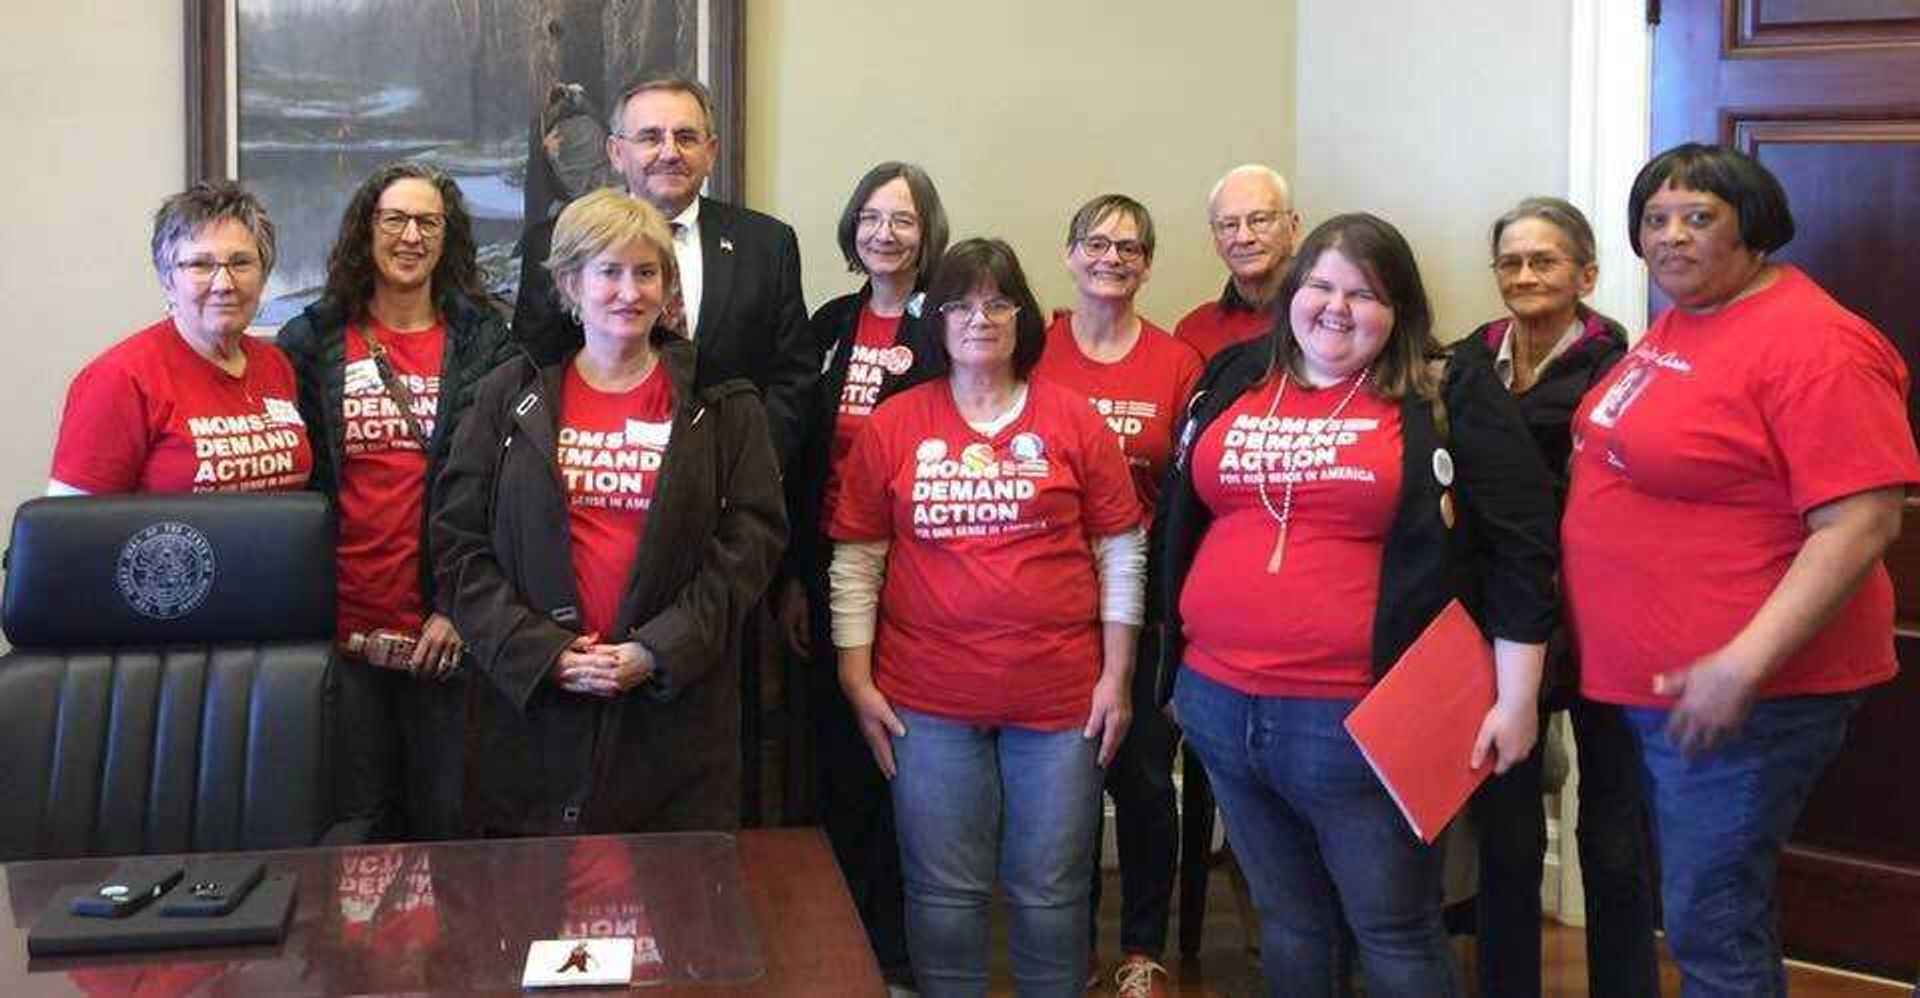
[1489,196,1597,265]
[150,180,277,280]
[1207,164,1293,214]
[607,74,714,136]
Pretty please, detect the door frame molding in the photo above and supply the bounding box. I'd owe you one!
[1568,0,1652,339]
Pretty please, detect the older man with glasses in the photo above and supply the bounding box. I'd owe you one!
[509,74,815,831]
[511,75,813,472]
[1173,165,1301,362]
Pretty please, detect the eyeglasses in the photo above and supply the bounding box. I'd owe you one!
[856,210,919,234]
[172,255,261,283]
[937,299,1020,324]
[1210,211,1287,239]
[375,210,447,239]
[613,128,708,154]
[1491,253,1574,277]
[1076,235,1146,262]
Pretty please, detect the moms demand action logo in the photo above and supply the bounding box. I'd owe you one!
[115,521,216,620]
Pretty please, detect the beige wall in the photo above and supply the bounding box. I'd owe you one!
[744,0,1297,328]
[0,3,185,539]
[0,1,1578,566]
[1295,1,1571,341]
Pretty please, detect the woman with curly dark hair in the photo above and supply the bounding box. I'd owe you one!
[278,160,514,840]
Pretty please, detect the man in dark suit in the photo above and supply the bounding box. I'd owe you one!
[512,75,814,469]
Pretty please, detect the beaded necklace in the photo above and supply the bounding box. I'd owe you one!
[1255,365,1372,573]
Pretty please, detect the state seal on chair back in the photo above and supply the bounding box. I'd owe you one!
[0,493,338,861]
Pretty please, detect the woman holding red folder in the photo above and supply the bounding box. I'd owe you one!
[1154,213,1559,996]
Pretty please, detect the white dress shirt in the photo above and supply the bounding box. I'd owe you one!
[669,198,704,339]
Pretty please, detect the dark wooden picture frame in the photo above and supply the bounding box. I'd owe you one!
[183,0,743,320]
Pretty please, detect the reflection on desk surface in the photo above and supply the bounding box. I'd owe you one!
[0,830,883,996]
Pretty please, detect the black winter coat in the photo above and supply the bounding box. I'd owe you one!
[1468,306,1628,703]
[431,334,787,835]
[785,287,945,591]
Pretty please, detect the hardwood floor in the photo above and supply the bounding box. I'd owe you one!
[980,870,1916,997]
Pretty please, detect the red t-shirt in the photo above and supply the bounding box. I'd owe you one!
[1180,378,1403,699]
[1173,299,1270,363]
[1564,267,1920,707]
[829,379,1142,728]
[559,362,675,637]
[51,318,312,493]
[336,845,441,951]
[559,839,666,981]
[1034,313,1204,518]
[820,306,910,532]
[336,322,445,643]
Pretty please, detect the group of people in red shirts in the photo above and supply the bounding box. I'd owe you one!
[46,79,1916,998]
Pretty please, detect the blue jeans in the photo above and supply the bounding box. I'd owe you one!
[1174,668,1462,998]
[890,705,1104,998]
[1628,694,1861,998]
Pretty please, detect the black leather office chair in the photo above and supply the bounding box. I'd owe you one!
[0,493,343,861]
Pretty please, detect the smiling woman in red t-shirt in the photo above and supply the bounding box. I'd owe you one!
[275,162,514,841]
[1033,193,1202,989]
[780,161,951,988]
[1156,214,1559,996]
[1563,144,1920,994]
[829,238,1144,995]
[50,181,311,496]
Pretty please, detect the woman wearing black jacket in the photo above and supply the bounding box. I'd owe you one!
[1155,214,1558,996]
[433,189,785,836]
[278,161,513,840]
[1461,197,1653,998]
[775,162,947,989]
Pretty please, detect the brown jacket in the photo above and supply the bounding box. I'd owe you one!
[431,334,786,835]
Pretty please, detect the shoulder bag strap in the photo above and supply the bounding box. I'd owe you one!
[355,324,431,449]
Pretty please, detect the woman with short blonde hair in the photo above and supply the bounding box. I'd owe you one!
[435,188,786,836]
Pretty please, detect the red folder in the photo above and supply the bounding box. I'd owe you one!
[1343,599,1495,843]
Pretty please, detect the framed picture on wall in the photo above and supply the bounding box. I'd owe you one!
[185,0,743,326]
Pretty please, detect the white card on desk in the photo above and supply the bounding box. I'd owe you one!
[522,937,635,988]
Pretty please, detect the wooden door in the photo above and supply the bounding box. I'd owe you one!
[1652,0,1920,979]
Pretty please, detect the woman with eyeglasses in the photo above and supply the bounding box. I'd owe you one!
[275,161,515,840]
[50,180,312,494]
[829,238,1146,997]
[1034,193,1201,997]
[1156,214,1558,996]
[779,161,949,990]
[1459,197,1654,998]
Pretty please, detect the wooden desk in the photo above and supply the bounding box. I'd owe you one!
[0,828,883,996]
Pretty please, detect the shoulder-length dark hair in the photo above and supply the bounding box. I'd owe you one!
[923,238,1047,379]
[1268,212,1440,402]
[835,161,949,289]
[322,161,487,321]
[1627,143,1794,257]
